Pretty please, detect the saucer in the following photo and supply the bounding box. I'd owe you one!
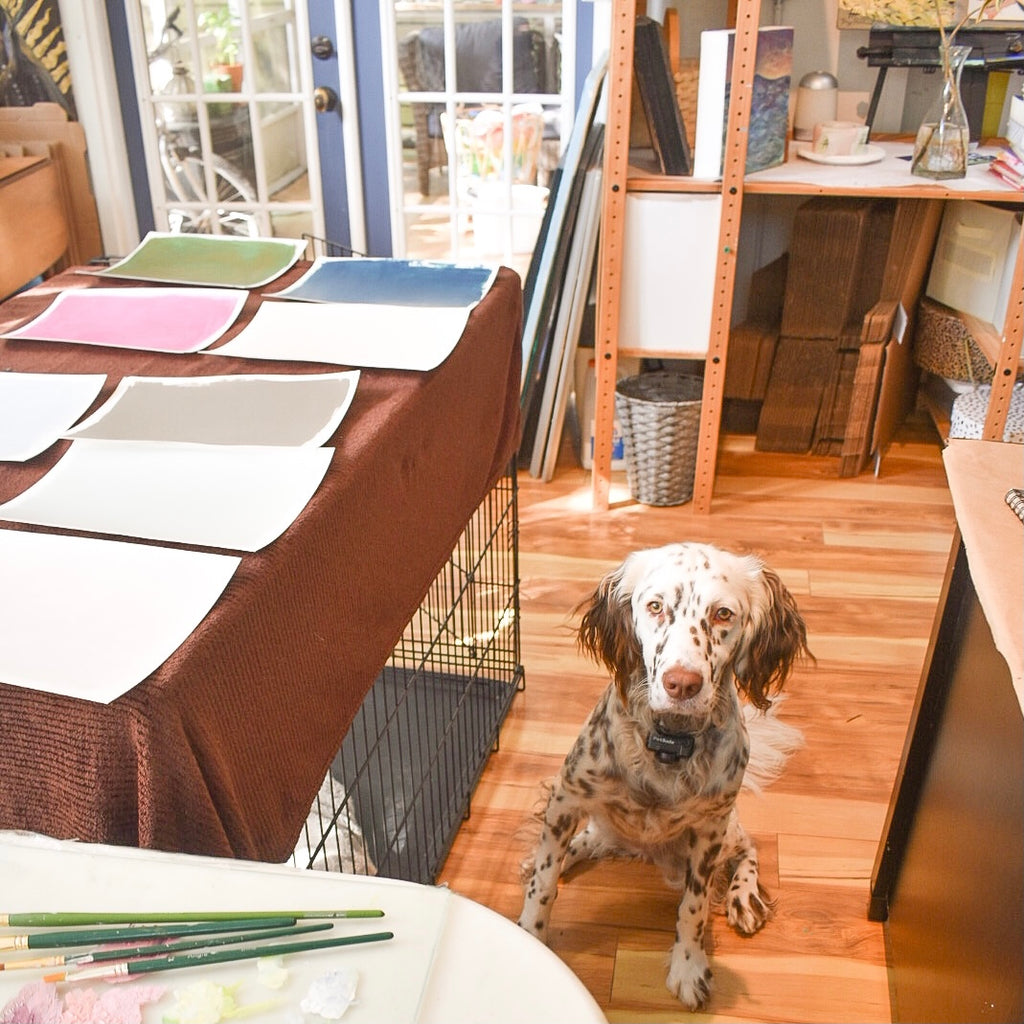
[795,142,886,166]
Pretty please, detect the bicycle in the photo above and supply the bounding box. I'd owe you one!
[148,7,262,236]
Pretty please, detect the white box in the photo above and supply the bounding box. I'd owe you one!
[926,200,1022,333]
[617,193,721,355]
[573,350,640,470]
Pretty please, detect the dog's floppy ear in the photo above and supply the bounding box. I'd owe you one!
[576,559,644,703]
[734,564,812,710]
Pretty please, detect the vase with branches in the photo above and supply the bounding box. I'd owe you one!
[911,0,1023,178]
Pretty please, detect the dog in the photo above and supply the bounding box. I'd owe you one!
[518,542,811,1010]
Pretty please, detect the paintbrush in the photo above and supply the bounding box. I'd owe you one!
[0,917,297,952]
[0,910,384,927]
[1,922,332,972]
[44,930,394,983]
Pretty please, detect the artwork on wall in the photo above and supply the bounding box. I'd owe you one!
[0,0,76,117]
[837,0,1023,29]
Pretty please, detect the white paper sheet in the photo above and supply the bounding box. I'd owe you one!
[0,440,334,552]
[65,371,360,447]
[208,300,474,371]
[0,530,240,703]
[0,372,106,461]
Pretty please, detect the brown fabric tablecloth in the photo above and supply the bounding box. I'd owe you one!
[0,262,522,862]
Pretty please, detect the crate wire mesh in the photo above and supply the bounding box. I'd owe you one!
[294,468,523,883]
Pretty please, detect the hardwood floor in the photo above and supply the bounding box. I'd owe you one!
[436,413,957,1023]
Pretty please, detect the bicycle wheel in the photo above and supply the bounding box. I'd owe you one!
[166,152,261,237]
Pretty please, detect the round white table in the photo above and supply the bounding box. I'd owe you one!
[0,831,605,1023]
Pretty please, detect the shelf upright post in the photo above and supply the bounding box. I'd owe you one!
[591,0,637,510]
[982,225,1023,441]
[691,0,762,513]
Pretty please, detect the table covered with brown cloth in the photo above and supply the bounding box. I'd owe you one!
[0,262,522,862]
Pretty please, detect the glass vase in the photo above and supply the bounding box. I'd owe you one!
[911,44,971,180]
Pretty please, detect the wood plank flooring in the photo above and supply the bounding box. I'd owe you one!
[436,413,957,1023]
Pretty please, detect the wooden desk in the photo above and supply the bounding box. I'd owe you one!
[869,439,1023,1022]
[0,264,522,863]
[0,155,68,299]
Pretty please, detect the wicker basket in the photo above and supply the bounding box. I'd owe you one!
[615,372,703,506]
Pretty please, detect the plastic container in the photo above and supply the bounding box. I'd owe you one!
[472,183,548,255]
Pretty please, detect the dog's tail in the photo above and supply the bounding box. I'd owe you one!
[741,697,804,794]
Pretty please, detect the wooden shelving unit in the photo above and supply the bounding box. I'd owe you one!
[590,0,1024,512]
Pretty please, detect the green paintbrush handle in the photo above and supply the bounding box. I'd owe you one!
[77,922,333,965]
[56,930,395,983]
[0,916,296,951]
[1,909,383,927]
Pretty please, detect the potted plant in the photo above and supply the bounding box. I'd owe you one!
[198,5,242,91]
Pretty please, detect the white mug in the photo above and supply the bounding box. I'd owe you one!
[812,120,869,156]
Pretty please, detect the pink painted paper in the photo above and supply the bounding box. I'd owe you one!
[2,287,247,354]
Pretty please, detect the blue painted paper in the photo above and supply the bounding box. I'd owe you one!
[272,257,497,308]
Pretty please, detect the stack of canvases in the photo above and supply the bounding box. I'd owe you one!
[753,196,896,458]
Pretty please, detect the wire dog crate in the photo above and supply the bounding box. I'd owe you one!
[293,466,523,884]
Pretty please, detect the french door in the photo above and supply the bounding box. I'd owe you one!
[114,1,579,261]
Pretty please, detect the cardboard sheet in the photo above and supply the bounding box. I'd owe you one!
[273,256,497,307]
[0,371,105,461]
[209,300,476,371]
[2,287,247,353]
[0,530,240,703]
[66,371,360,447]
[0,440,334,552]
[90,232,307,289]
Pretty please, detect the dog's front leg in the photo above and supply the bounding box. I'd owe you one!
[518,778,581,943]
[663,829,724,1010]
[723,811,772,935]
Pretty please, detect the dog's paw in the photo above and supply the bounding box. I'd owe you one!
[726,875,772,935]
[666,945,712,1010]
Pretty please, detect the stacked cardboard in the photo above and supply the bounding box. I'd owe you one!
[755,197,895,454]
[725,253,786,403]
[840,199,945,476]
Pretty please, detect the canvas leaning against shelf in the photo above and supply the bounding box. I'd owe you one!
[519,56,608,463]
[692,25,793,180]
[632,16,692,175]
[529,161,604,481]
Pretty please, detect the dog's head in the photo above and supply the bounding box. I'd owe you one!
[577,543,810,723]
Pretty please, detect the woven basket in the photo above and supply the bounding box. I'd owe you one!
[615,373,703,506]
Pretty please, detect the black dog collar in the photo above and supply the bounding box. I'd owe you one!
[647,727,696,763]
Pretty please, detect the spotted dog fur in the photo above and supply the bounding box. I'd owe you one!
[518,542,811,1010]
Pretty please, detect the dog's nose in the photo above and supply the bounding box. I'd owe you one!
[662,667,703,701]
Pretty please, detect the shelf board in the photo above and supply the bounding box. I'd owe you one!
[625,137,1024,203]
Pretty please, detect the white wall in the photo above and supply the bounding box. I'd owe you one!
[58,3,140,256]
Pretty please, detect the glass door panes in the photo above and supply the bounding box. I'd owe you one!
[388,1,572,269]
[128,0,322,241]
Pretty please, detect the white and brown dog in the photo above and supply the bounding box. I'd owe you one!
[518,542,811,1010]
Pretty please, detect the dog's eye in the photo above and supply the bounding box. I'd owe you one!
[714,606,734,624]
[647,599,663,616]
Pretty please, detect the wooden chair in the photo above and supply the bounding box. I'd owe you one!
[398,18,555,196]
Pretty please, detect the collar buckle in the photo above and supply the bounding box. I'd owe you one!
[647,728,695,763]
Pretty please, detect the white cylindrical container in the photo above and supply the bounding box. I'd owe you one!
[793,71,838,141]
